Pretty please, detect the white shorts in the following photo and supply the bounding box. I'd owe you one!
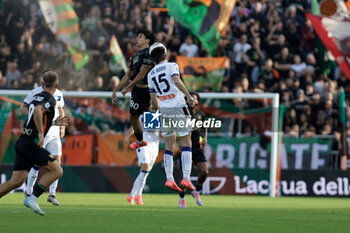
[137,139,159,166]
[160,106,192,137]
[43,137,62,156]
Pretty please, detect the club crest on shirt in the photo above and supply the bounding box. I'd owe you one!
[44,102,51,109]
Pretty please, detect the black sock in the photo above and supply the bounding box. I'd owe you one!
[135,133,143,143]
[179,191,186,198]
[32,183,46,198]
[195,183,202,192]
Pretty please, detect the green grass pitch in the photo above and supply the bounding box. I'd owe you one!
[0,193,349,233]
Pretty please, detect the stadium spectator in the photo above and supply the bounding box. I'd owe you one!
[179,36,198,57]
[6,61,21,88]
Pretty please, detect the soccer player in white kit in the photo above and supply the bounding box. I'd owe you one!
[20,73,65,206]
[126,120,159,205]
[147,42,195,192]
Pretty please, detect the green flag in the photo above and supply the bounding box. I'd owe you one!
[166,0,236,56]
[38,0,89,70]
[311,0,320,14]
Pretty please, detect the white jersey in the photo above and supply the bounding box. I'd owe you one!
[147,62,187,108]
[23,86,65,139]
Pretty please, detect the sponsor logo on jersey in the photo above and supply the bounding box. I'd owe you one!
[22,128,33,136]
[33,96,44,102]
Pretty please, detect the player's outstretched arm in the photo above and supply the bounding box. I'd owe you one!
[121,65,150,95]
[59,108,66,139]
[112,69,133,104]
[173,75,194,107]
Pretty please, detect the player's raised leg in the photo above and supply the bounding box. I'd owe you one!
[129,114,147,149]
[163,135,181,192]
[0,170,28,198]
[179,134,195,191]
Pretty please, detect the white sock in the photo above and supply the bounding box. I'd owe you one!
[49,179,58,196]
[136,171,149,196]
[28,194,38,201]
[164,150,174,181]
[130,171,145,197]
[181,147,192,181]
[26,166,39,195]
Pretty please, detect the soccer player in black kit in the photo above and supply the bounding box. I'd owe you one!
[112,29,155,150]
[179,92,209,209]
[0,71,69,215]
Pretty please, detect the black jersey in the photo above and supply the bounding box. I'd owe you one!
[20,91,56,141]
[191,109,206,150]
[130,48,154,85]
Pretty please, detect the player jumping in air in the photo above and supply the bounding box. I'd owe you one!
[148,42,195,192]
[112,29,155,150]
[126,117,160,205]
[21,71,65,206]
[179,92,209,209]
[0,71,70,215]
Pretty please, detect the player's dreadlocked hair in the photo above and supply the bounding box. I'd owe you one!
[138,28,155,46]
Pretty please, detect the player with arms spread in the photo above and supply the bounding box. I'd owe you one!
[21,70,65,206]
[148,42,195,192]
[179,91,209,208]
[112,29,155,150]
[0,71,69,215]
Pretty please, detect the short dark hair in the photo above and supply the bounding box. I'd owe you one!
[190,91,200,103]
[43,70,58,88]
[150,46,166,63]
[138,28,155,45]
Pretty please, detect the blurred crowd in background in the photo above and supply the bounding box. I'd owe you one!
[0,0,349,139]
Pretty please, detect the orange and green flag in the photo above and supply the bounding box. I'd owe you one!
[176,55,229,91]
[38,0,89,70]
[110,35,128,73]
[166,0,236,56]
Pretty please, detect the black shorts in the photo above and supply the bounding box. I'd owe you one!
[13,139,56,171]
[130,86,150,116]
[192,148,207,164]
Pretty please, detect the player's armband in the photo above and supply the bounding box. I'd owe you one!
[143,58,153,68]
